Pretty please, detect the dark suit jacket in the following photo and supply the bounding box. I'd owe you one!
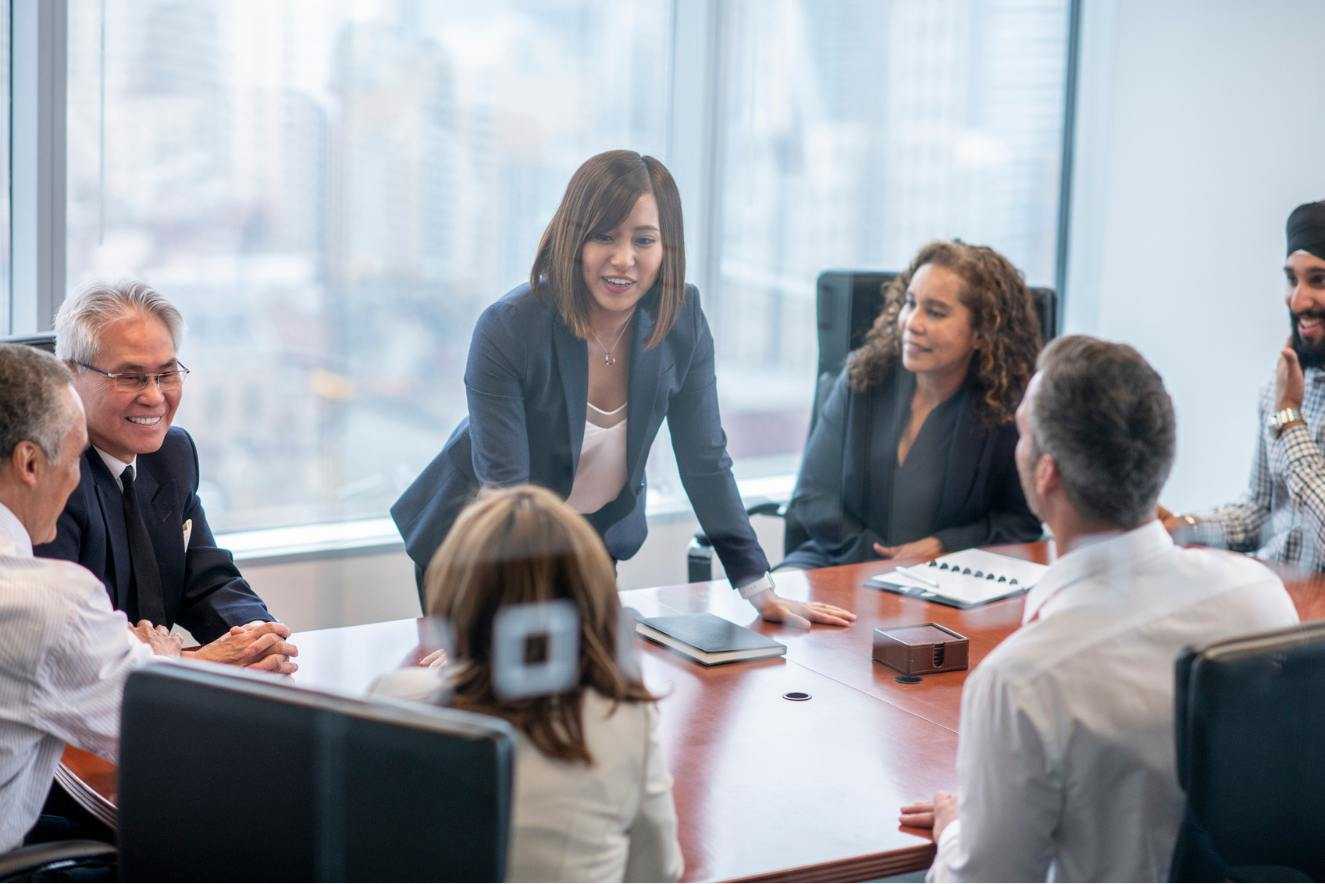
[391,282,770,588]
[780,366,1042,569]
[34,427,275,643]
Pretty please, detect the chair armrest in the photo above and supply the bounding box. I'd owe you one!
[687,500,788,583]
[0,840,117,880]
[745,501,787,519]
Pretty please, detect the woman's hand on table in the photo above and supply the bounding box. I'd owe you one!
[752,591,856,629]
[874,536,945,567]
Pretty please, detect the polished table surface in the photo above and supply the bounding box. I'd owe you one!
[58,542,1325,881]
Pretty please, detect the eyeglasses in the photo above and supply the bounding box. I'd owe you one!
[76,361,191,393]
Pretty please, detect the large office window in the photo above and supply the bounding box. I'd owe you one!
[66,0,672,531]
[687,0,1071,495]
[60,0,1072,535]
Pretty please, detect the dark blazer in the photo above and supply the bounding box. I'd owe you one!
[34,427,275,643]
[780,366,1042,569]
[391,282,770,588]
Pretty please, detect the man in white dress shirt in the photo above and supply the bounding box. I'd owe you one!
[0,344,184,852]
[899,335,1300,881]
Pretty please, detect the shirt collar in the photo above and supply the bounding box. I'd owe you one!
[1022,519,1173,624]
[94,446,135,484]
[0,500,33,558]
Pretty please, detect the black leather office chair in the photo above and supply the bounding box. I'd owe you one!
[117,661,516,881]
[687,270,1058,581]
[0,332,57,353]
[1169,621,1325,882]
[0,841,117,881]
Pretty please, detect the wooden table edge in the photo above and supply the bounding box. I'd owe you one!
[55,755,116,829]
[728,842,936,882]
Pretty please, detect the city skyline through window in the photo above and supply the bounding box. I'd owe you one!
[65,0,1070,534]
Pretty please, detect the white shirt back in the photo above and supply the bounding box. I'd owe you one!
[0,502,152,851]
[929,520,1301,882]
[371,672,682,882]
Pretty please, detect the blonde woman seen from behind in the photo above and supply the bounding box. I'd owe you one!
[375,484,682,883]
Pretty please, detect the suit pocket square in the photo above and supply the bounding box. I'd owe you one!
[182,518,193,548]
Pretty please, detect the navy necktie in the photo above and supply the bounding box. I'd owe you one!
[121,464,167,626]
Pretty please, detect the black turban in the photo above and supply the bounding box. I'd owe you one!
[1286,200,1325,259]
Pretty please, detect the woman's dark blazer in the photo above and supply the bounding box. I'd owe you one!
[780,366,1042,569]
[391,282,770,587]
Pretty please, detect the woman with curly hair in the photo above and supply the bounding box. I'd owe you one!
[780,240,1043,569]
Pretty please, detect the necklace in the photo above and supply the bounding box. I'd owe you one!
[589,310,635,367]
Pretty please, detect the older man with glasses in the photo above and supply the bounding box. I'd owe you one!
[35,280,297,672]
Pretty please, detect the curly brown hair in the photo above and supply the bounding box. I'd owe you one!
[846,240,1042,425]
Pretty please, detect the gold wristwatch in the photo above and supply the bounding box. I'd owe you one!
[1268,407,1305,437]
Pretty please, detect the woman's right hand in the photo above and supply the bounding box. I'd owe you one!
[753,591,855,629]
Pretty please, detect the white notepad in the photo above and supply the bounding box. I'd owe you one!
[867,548,1049,609]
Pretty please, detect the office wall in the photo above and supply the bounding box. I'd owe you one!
[1065,0,1325,512]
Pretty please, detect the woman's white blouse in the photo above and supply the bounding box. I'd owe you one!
[566,402,628,515]
[369,671,683,883]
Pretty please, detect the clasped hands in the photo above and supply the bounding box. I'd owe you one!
[874,535,945,567]
[129,619,299,674]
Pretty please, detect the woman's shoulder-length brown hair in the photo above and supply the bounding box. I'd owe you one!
[846,240,1042,426]
[530,149,686,350]
[424,484,657,765]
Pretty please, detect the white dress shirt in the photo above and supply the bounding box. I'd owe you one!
[0,501,152,851]
[93,445,135,492]
[372,671,682,882]
[929,520,1300,882]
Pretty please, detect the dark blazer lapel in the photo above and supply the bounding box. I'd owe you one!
[936,394,991,526]
[139,458,182,625]
[625,305,662,483]
[552,317,588,477]
[88,451,133,611]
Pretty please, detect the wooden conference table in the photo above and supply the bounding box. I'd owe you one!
[57,542,1325,881]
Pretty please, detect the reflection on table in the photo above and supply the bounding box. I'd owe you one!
[57,542,1325,881]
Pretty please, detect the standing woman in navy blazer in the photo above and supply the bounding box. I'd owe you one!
[392,150,853,627]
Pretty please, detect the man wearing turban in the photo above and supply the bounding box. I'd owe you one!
[1162,200,1325,569]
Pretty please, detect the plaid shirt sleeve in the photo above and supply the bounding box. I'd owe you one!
[1196,392,1272,551]
[1270,419,1325,550]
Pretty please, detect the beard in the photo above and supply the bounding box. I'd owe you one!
[1290,308,1325,369]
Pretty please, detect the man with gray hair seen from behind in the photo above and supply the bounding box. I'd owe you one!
[898,335,1299,881]
[0,344,189,851]
[35,280,297,671]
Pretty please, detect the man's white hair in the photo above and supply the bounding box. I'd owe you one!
[54,279,185,364]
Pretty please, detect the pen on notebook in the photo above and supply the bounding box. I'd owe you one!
[895,565,940,589]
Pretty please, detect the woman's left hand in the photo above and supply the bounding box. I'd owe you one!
[874,536,945,566]
[755,592,856,629]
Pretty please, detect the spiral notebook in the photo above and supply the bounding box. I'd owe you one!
[866,548,1049,609]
